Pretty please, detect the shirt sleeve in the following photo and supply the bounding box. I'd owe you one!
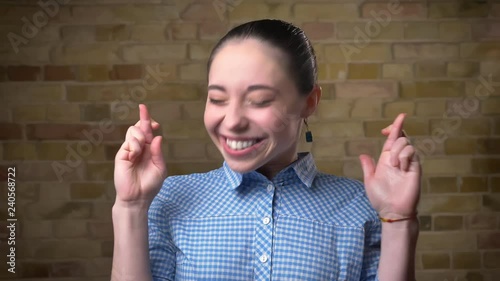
[360,219,382,281]
[148,194,177,281]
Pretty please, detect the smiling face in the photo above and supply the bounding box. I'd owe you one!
[204,38,311,177]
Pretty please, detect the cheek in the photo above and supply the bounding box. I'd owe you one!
[203,106,217,132]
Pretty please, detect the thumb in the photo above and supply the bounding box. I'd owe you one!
[359,154,376,182]
[150,135,166,170]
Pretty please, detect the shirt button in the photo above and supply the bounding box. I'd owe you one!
[259,254,268,263]
[262,217,271,225]
[267,184,273,192]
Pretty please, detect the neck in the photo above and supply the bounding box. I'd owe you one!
[256,145,299,180]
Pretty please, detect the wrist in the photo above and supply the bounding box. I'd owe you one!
[113,198,152,212]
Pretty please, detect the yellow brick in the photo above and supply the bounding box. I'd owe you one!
[430,118,490,136]
[1,84,63,103]
[416,62,447,78]
[466,213,497,229]
[471,158,500,174]
[311,139,345,159]
[314,121,364,138]
[170,141,207,160]
[317,99,353,119]
[400,82,416,99]
[342,159,363,179]
[229,3,269,20]
[422,253,450,269]
[77,65,111,82]
[95,24,130,41]
[21,221,52,239]
[147,84,203,101]
[324,44,391,62]
[315,160,343,175]
[163,120,208,139]
[346,139,379,156]
[122,44,187,62]
[416,100,446,116]
[404,22,440,40]
[394,43,459,60]
[71,183,108,200]
[461,43,500,59]
[482,98,500,114]
[444,138,477,155]
[294,4,358,20]
[484,252,500,269]
[418,232,477,251]
[147,102,182,122]
[429,2,489,18]
[453,252,481,269]
[447,62,480,78]
[317,63,328,81]
[336,22,404,40]
[428,177,458,193]
[365,118,428,137]
[66,85,125,102]
[61,25,95,42]
[206,143,223,161]
[421,195,481,215]
[13,105,46,122]
[327,63,348,80]
[348,63,379,79]
[182,102,206,120]
[416,81,464,98]
[460,177,488,193]
[383,101,414,118]
[52,43,120,64]
[382,63,413,80]
[130,24,167,42]
[46,104,81,122]
[440,22,471,41]
[434,215,463,230]
[190,43,216,60]
[351,98,382,118]
[3,143,37,160]
[335,81,397,98]
[179,63,207,81]
[170,22,197,40]
[422,158,471,175]
[0,45,51,64]
[86,163,114,181]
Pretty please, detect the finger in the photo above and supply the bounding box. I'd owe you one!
[126,126,146,147]
[150,135,166,174]
[135,118,160,129]
[359,154,376,182]
[381,124,392,136]
[128,136,143,162]
[390,137,410,167]
[399,145,416,172]
[382,113,406,152]
[139,104,154,143]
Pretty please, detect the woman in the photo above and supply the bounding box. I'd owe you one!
[111,19,420,281]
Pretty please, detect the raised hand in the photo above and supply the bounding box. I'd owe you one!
[359,113,421,219]
[114,104,167,208]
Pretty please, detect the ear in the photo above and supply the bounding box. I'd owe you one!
[301,84,322,118]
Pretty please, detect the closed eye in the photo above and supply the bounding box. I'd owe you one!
[209,98,226,105]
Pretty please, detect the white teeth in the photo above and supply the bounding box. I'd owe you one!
[226,139,257,150]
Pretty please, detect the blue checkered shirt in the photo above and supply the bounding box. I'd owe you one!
[148,153,381,281]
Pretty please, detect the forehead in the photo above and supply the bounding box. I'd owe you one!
[208,38,288,85]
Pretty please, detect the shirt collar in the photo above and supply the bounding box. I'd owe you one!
[223,152,318,190]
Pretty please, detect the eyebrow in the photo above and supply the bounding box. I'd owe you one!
[207,84,280,94]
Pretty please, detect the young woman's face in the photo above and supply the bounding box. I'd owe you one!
[204,38,307,174]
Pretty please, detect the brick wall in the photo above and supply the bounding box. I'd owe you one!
[0,0,499,280]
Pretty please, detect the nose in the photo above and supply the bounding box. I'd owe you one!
[223,102,248,133]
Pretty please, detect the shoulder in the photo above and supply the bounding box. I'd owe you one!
[313,172,378,224]
[149,166,226,216]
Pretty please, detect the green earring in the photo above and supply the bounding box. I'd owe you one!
[304,119,313,143]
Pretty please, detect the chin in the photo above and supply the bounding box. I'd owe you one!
[224,158,261,174]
